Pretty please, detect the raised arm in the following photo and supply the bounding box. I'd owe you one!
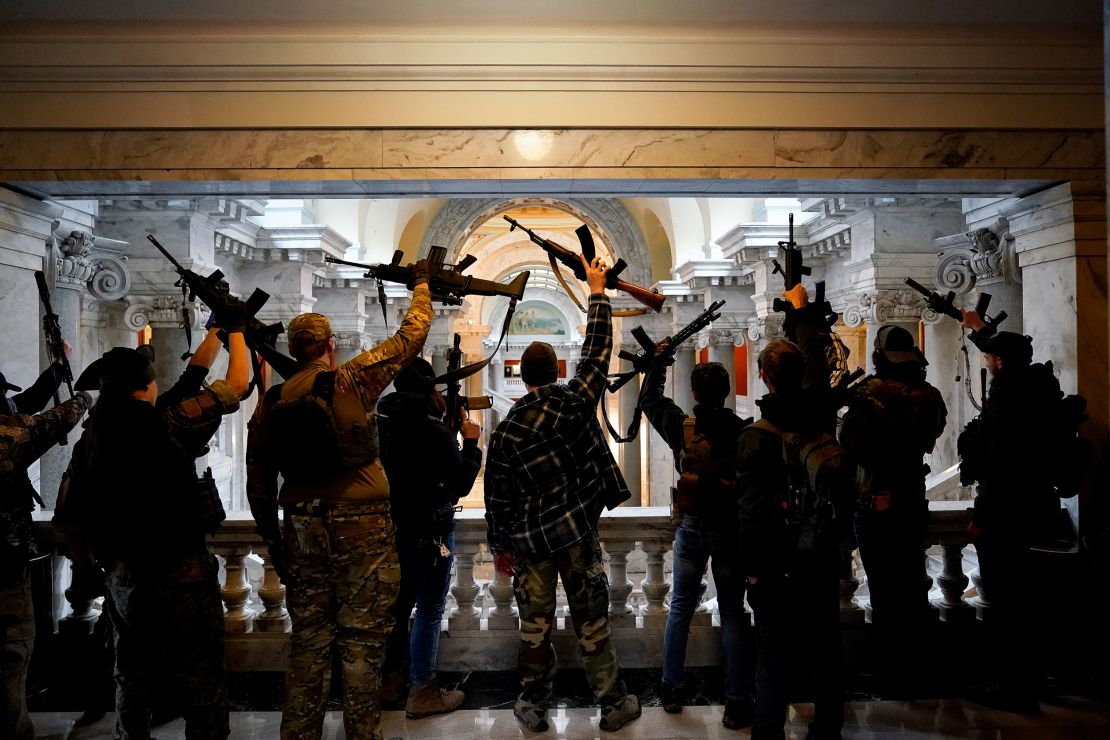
[13,361,67,414]
[566,255,613,408]
[338,268,433,403]
[16,392,92,467]
[224,331,250,398]
[639,339,689,457]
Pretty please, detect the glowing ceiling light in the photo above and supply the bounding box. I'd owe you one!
[512,130,555,162]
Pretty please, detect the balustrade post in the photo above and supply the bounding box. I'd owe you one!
[487,557,519,630]
[253,544,291,633]
[969,564,991,620]
[933,543,973,623]
[839,546,865,625]
[216,545,254,634]
[449,540,482,630]
[640,541,670,629]
[58,561,98,637]
[604,540,636,628]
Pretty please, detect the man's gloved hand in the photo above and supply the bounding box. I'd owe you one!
[214,299,248,333]
[410,259,431,286]
[494,550,515,578]
[782,284,809,310]
[70,564,106,601]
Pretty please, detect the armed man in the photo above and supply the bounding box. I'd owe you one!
[639,346,754,728]
[1,357,92,740]
[736,285,856,740]
[839,325,947,694]
[378,357,482,718]
[958,314,1070,713]
[246,260,432,740]
[484,255,641,733]
[54,322,249,740]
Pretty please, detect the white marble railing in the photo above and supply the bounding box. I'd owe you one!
[33,500,981,671]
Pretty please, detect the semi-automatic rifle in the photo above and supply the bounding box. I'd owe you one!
[503,215,666,314]
[770,213,835,322]
[325,247,529,308]
[440,333,492,435]
[607,300,726,394]
[147,234,299,384]
[903,278,1008,339]
[34,270,76,444]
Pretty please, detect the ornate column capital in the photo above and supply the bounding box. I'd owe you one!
[54,230,96,288]
[709,329,740,348]
[124,295,207,332]
[934,217,1020,293]
[746,314,785,343]
[332,331,363,350]
[843,290,932,327]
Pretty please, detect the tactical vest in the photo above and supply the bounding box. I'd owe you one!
[265,370,378,482]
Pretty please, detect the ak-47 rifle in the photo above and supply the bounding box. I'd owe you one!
[440,333,493,435]
[607,300,726,394]
[325,247,530,308]
[34,271,76,444]
[146,234,299,384]
[503,215,666,314]
[771,213,835,323]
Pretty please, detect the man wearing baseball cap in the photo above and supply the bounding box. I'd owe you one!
[1,358,92,740]
[246,259,433,740]
[839,324,947,695]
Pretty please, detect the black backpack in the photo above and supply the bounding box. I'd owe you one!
[264,370,377,482]
[751,419,857,551]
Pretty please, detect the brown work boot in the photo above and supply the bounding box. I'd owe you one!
[405,680,465,719]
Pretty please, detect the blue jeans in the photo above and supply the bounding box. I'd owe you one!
[662,515,750,700]
[385,528,455,686]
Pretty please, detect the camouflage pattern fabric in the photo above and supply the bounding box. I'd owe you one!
[105,550,228,740]
[513,532,623,709]
[281,502,401,740]
[0,572,34,740]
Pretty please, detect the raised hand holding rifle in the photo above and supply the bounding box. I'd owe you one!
[503,215,665,315]
[34,271,77,443]
[146,234,298,389]
[440,333,492,436]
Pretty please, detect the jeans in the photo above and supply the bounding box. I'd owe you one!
[662,516,750,700]
[384,528,455,687]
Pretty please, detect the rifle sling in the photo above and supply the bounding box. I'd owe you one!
[432,297,520,387]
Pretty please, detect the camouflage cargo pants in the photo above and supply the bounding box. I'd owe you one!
[0,571,34,740]
[514,532,624,709]
[106,551,229,740]
[282,501,400,740]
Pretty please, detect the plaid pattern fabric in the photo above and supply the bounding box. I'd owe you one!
[485,295,630,556]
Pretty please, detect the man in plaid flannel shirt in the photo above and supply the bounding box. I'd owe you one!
[484,255,641,733]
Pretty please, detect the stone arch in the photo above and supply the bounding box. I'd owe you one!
[418,197,653,288]
[397,210,426,262]
[640,207,674,282]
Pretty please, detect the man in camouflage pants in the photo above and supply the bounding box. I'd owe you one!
[485,255,640,733]
[247,261,432,740]
[1,363,91,740]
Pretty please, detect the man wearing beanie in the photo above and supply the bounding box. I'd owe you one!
[377,357,482,718]
[958,314,1064,713]
[484,256,641,733]
[56,324,249,740]
[1,354,92,740]
[839,324,947,696]
[246,260,433,740]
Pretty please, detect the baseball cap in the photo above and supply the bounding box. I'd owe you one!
[980,331,1033,365]
[287,313,332,357]
[875,325,927,366]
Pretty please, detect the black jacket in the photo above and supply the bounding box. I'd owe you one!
[378,391,482,535]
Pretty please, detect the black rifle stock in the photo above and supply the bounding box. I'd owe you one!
[442,333,492,435]
[34,271,75,444]
[607,299,726,393]
[903,278,964,322]
[325,249,529,306]
[146,234,298,382]
[503,215,666,313]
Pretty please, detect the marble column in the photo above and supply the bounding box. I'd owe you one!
[332,331,363,365]
[672,344,695,409]
[429,345,449,376]
[617,358,642,506]
[708,330,737,411]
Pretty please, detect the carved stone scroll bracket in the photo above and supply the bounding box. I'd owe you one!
[845,290,926,327]
[934,216,1020,294]
[124,295,207,331]
[54,231,96,288]
[746,314,784,343]
[88,254,131,301]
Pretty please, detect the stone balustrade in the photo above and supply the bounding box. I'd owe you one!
[32,500,979,672]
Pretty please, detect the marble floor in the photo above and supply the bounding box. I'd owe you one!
[29,698,1110,740]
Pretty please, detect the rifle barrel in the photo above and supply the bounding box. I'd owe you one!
[146,234,186,272]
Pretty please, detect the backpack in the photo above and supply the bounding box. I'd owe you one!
[1049,392,1090,499]
[674,418,739,524]
[751,419,856,551]
[264,370,377,482]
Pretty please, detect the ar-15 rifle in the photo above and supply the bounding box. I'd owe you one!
[34,271,76,444]
[439,333,493,435]
[770,213,835,323]
[503,215,666,314]
[325,247,530,308]
[903,278,1008,339]
[146,234,299,384]
[608,300,726,394]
